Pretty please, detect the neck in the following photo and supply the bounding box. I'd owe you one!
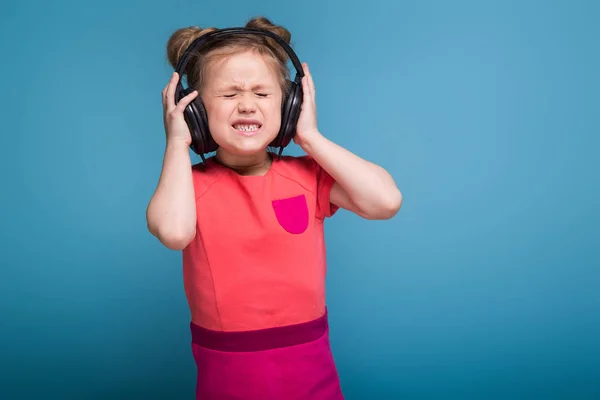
[215,149,272,176]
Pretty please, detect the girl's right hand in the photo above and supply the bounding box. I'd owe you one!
[161,72,199,146]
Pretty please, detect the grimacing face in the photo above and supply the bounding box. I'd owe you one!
[201,49,284,157]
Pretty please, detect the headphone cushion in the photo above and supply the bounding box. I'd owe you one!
[191,98,218,153]
[180,87,217,155]
[184,101,203,152]
[275,80,303,148]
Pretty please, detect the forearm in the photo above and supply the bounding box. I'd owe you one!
[301,132,402,219]
[146,139,196,249]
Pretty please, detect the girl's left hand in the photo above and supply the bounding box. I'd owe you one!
[294,63,322,147]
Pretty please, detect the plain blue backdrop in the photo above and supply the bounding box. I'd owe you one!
[1,0,599,398]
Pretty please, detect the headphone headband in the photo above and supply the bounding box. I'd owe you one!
[174,27,304,88]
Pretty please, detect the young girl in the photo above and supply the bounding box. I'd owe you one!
[147,16,401,400]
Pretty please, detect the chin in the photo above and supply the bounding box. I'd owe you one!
[214,129,278,155]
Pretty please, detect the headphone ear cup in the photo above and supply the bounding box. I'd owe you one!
[273,80,303,149]
[180,88,217,155]
[189,96,218,154]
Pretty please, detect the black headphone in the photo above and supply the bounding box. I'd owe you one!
[174,27,304,163]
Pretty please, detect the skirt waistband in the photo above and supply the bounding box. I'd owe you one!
[190,310,329,352]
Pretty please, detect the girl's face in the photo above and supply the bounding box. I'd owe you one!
[201,49,283,159]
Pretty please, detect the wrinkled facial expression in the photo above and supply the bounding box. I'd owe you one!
[201,50,283,156]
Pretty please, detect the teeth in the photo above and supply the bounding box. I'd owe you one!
[234,124,259,132]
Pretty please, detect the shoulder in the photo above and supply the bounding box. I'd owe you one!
[271,154,320,177]
[272,154,339,219]
[270,154,320,188]
[190,157,229,199]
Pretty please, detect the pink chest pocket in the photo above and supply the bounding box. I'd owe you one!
[272,194,309,234]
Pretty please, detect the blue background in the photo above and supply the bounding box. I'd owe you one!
[1,0,599,398]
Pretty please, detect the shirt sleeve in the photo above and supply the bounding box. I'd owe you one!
[314,158,339,219]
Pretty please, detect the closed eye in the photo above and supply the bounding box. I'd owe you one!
[256,93,269,97]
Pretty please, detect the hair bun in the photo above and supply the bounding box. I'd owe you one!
[245,16,291,64]
[166,26,217,70]
[245,16,291,43]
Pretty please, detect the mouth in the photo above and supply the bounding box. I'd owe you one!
[231,121,263,136]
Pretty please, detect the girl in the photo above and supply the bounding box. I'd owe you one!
[147,16,402,400]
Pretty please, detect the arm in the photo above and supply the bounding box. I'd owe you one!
[146,72,199,250]
[294,63,402,220]
[146,140,197,250]
[301,134,402,220]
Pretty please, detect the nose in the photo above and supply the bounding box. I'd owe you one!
[237,95,256,114]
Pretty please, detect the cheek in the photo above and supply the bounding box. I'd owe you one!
[205,102,231,127]
[264,101,282,123]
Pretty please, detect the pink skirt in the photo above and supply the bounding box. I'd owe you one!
[190,310,344,399]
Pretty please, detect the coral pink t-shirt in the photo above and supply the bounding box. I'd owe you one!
[182,154,339,332]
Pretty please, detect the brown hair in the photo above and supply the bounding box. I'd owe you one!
[166,16,293,96]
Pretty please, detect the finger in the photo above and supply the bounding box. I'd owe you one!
[307,67,316,98]
[302,63,315,101]
[303,63,314,94]
[162,73,175,99]
[301,63,309,92]
[161,85,168,105]
[175,89,199,113]
[302,76,313,107]
[165,72,179,107]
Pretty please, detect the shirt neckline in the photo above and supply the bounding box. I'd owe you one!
[208,152,276,180]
